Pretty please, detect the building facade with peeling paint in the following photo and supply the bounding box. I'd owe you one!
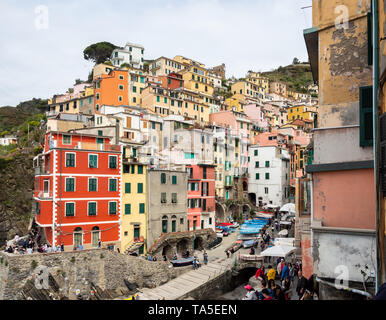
[304,0,376,299]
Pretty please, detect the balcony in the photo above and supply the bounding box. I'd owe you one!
[35,166,50,175]
[36,190,53,199]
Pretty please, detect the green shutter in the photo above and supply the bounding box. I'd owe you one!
[139,203,145,214]
[256,173,259,180]
[66,178,75,192]
[125,183,131,193]
[109,202,117,214]
[172,175,177,184]
[89,178,97,191]
[138,165,143,174]
[266,172,270,180]
[109,179,117,191]
[125,204,131,215]
[137,183,143,193]
[359,86,374,147]
[65,203,74,216]
[368,12,373,66]
[88,202,97,215]
[161,173,166,184]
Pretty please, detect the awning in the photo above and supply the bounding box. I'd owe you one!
[303,26,319,83]
[279,203,295,214]
[260,245,296,258]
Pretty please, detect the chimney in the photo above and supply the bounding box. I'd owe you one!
[115,119,120,145]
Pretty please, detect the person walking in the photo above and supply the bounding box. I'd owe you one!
[283,276,293,300]
[203,250,208,265]
[267,265,276,281]
[281,262,289,283]
[296,270,308,300]
[288,263,295,282]
[277,259,283,276]
[255,266,265,282]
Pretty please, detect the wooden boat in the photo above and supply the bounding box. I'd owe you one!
[170,256,195,267]
[242,239,255,248]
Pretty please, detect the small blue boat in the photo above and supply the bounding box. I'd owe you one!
[170,256,195,267]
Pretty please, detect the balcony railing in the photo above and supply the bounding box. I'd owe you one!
[35,166,50,175]
[50,141,121,152]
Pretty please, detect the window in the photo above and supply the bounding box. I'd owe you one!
[164,97,167,104]
[89,154,98,168]
[172,175,177,184]
[139,203,145,214]
[138,165,143,174]
[62,135,71,145]
[359,86,373,147]
[65,153,75,167]
[109,155,117,169]
[133,86,137,93]
[109,179,117,191]
[265,161,270,167]
[88,202,97,216]
[265,187,269,194]
[172,193,177,203]
[161,192,167,203]
[254,150,258,156]
[137,183,143,193]
[109,202,117,214]
[65,203,75,217]
[65,178,75,192]
[162,216,168,233]
[89,178,97,191]
[131,164,135,174]
[157,96,160,102]
[119,85,124,90]
[256,173,260,180]
[125,183,131,193]
[161,173,166,184]
[265,172,270,180]
[255,161,259,168]
[125,203,131,215]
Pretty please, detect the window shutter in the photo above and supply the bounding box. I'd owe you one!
[368,12,373,66]
[359,86,373,147]
[380,113,386,196]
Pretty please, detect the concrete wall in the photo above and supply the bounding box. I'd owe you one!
[313,230,376,283]
[313,169,375,229]
[313,127,373,164]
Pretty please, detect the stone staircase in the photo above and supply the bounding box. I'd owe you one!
[138,257,233,300]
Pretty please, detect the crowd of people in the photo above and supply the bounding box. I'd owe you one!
[242,259,315,300]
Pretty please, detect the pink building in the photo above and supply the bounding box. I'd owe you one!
[186,164,216,231]
[244,103,269,130]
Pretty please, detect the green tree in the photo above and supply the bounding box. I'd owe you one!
[83,42,118,64]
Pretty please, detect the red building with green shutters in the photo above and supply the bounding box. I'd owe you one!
[33,131,122,251]
[186,164,216,231]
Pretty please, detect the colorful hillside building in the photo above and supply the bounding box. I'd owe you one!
[33,131,122,251]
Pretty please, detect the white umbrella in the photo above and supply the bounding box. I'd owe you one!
[279,203,295,214]
[274,237,294,246]
[260,245,296,258]
[278,229,288,236]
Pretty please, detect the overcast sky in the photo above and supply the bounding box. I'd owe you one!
[0,0,312,107]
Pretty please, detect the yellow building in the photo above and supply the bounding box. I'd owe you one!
[141,85,210,124]
[246,71,270,96]
[121,160,148,254]
[288,105,317,122]
[225,94,246,113]
[48,85,95,115]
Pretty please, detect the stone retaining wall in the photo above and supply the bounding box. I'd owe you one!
[0,248,190,300]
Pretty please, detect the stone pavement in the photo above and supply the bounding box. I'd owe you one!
[137,231,239,300]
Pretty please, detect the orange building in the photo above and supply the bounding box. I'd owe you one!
[94,69,128,113]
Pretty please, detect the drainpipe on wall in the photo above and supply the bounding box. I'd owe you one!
[310,173,314,259]
[372,0,381,291]
[315,277,373,299]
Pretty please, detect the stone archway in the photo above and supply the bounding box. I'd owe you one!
[228,203,238,221]
[248,193,256,206]
[162,244,173,259]
[193,236,204,251]
[176,239,189,255]
[215,202,226,223]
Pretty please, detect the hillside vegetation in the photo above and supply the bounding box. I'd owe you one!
[0,99,47,247]
[261,63,314,94]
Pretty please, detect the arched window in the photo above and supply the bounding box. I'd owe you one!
[162,215,168,233]
[171,215,177,233]
[91,226,100,247]
[73,227,83,248]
